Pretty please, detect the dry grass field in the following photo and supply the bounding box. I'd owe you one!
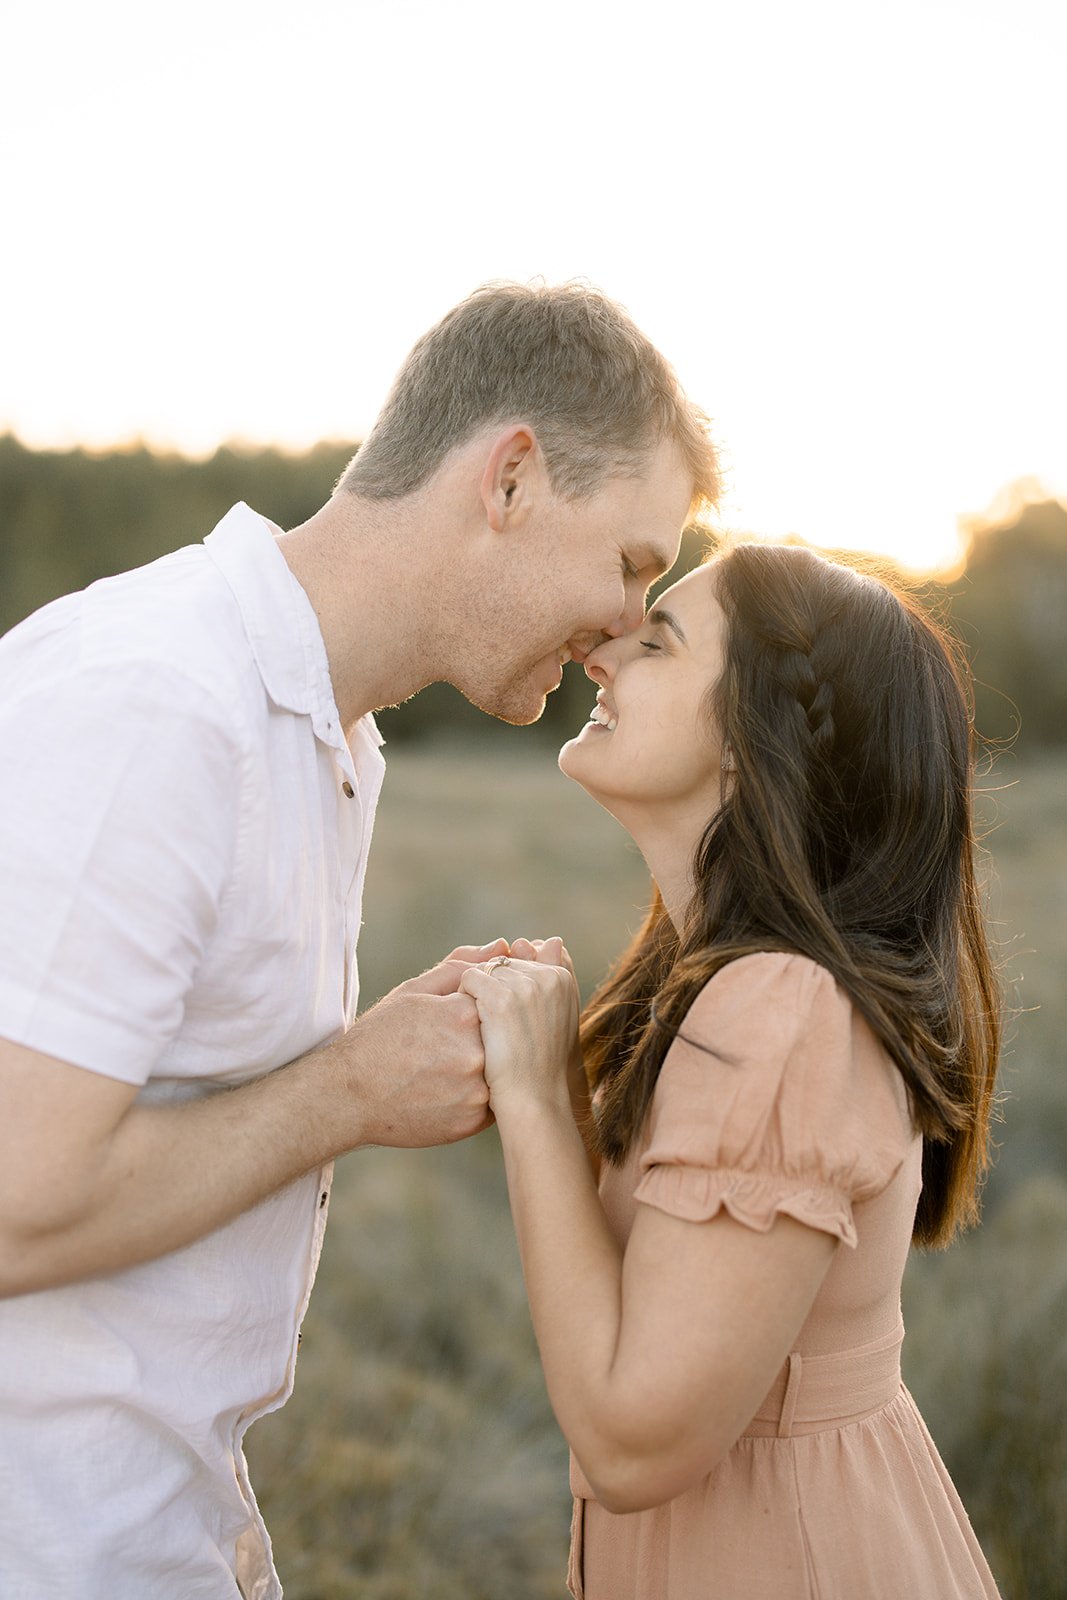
[246,741,1067,1600]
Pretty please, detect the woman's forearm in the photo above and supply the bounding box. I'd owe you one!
[496,1089,841,1514]
[493,1095,629,1477]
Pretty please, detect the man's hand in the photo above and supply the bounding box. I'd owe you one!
[396,938,511,998]
[331,939,510,1149]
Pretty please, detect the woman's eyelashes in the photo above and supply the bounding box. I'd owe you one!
[640,638,663,653]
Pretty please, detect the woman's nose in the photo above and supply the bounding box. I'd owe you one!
[583,638,618,685]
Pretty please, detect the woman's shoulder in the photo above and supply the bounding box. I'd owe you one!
[668,949,907,1129]
[680,951,846,1045]
[642,951,914,1226]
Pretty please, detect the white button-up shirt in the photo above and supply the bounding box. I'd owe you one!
[0,503,385,1599]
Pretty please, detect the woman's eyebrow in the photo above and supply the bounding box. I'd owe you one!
[647,606,688,646]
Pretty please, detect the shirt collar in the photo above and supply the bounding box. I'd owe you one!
[202,502,383,755]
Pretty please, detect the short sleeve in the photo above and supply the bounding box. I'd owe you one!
[634,953,913,1247]
[0,662,242,1085]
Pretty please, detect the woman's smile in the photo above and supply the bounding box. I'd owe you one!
[587,695,618,731]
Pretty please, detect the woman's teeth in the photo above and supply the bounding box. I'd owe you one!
[588,705,617,731]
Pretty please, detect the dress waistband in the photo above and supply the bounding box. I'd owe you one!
[569,1321,905,1502]
[742,1320,904,1439]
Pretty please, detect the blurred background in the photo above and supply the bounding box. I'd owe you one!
[4,2,1065,1597]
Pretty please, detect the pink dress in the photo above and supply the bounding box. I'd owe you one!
[567,954,1001,1600]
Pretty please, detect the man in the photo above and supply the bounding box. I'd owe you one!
[0,281,718,1597]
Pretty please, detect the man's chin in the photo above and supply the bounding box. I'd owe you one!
[490,695,547,728]
[460,683,548,727]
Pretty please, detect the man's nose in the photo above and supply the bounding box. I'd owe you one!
[609,585,648,638]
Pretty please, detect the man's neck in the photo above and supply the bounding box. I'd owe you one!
[276,492,450,733]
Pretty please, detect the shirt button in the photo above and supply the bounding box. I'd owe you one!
[320,1190,329,1208]
[341,780,354,798]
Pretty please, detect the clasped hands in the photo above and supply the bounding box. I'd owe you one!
[437,936,580,1113]
[350,936,580,1152]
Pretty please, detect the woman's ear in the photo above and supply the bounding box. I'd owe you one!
[721,742,735,773]
[479,424,541,533]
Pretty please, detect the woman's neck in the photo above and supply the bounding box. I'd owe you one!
[628,818,702,937]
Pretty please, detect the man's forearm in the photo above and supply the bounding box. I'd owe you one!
[0,954,493,1298]
[0,1042,351,1296]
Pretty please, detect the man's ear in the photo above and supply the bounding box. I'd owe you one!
[479,425,542,533]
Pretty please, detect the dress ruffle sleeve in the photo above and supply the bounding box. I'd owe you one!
[633,954,913,1248]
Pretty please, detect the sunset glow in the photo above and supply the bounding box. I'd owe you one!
[3,0,1063,577]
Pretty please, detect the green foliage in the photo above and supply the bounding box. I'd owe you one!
[948,494,1067,748]
[0,432,356,636]
[17,435,1067,754]
[900,754,1067,1599]
[903,1173,1067,1600]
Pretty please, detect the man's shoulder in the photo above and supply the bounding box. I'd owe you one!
[84,542,253,678]
[2,541,261,722]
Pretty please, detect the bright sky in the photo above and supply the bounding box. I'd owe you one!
[3,0,1064,572]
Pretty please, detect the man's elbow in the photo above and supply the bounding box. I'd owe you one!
[0,1202,93,1298]
[0,1225,46,1298]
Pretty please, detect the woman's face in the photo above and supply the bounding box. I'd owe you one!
[558,564,729,833]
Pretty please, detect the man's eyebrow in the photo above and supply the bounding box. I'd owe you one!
[647,546,675,577]
[647,606,688,646]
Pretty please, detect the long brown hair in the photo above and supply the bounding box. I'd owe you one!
[580,541,1001,1248]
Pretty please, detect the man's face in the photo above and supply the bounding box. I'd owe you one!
[456,437,695,725]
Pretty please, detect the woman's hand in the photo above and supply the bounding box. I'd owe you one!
[458,937,579,1115]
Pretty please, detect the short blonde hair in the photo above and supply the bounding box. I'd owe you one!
[339,281,720,511]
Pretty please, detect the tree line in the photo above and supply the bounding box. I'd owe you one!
[1,432,1063,749]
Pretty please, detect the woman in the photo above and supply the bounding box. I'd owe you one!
[460,541,1002,1599]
